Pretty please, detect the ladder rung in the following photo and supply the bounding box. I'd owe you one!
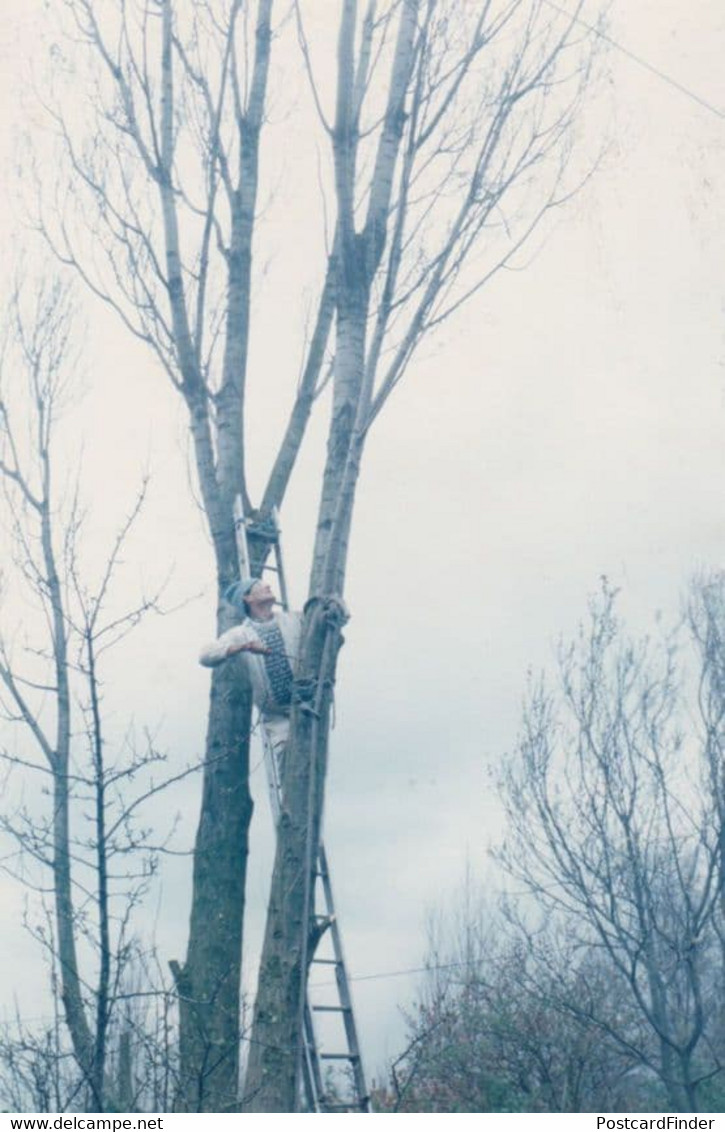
[311,1004,349,1014]
[244,517,278,532]
[320,1052,360,1061]
[310,958,338,965]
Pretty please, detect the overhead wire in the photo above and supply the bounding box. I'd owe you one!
[544,0,725,120]
[310,958,486,990]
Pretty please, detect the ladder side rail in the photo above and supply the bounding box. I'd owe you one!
[233,496,252,578]
[300,1047,317,1113]
[233,497,289,611]
[271,506,289,610]
[301,1004,325,1112]
[317,844,373,1111]
[302,1002,326,1111]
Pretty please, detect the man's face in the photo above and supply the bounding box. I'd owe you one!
[246,580,275,617]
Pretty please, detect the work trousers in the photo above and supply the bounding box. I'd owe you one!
[261,711,290,785]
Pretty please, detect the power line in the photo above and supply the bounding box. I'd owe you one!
[544,0,725,121]
[310,959,472,991]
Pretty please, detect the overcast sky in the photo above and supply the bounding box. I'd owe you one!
[1,0,724,1087]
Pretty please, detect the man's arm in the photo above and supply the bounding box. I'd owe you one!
[199,625,269,667]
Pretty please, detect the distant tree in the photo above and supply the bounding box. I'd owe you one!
[383,900,643,1113]
[688,574,725,926]
[496,581,725,1112]
[0,274,188,1111]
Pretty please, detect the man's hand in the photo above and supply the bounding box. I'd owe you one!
[226,640,271,657]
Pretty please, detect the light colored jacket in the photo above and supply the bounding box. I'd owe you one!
[199,610,302,716]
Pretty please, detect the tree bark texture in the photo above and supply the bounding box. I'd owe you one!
[174,657,254,1112]
[242,599,346,1110]
[41,474,98,1099]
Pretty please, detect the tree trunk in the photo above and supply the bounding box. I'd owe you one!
[173,650,254,1112]
[54,769,96,1097]
[42,490,97,1101]
[242,599,346,1111]
[117,1030,133,1113]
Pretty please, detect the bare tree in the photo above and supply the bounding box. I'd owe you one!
[32,0,597,1110]
[384,917,645,1113]
[496,582,725,1112]
[689,574,725,918]
[0,275,185,1111]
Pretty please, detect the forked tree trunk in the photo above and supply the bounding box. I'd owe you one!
[244,1,418,1109]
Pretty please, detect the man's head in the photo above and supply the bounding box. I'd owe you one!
[224,577,276,621]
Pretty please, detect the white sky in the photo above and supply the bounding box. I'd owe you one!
[1,0,724,1090]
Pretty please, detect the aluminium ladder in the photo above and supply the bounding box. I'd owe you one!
[233,498,372,1114]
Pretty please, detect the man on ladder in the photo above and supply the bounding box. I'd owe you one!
[199,576,300,778]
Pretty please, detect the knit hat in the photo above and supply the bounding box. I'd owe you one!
[224,577,260,613]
